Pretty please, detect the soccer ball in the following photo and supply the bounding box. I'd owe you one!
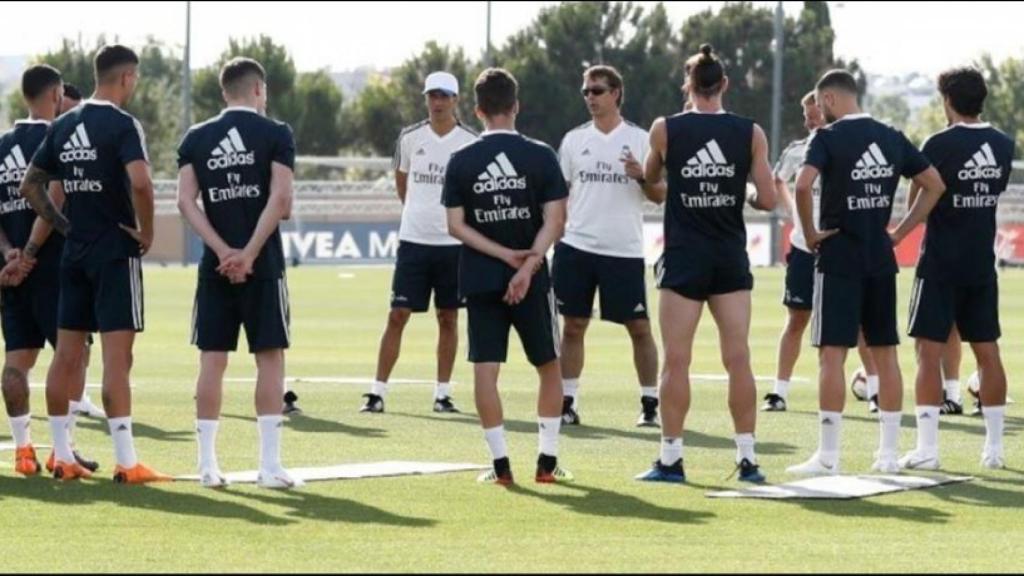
[850,367,869,401]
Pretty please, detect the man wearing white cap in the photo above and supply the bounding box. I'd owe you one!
[361,71,478,414]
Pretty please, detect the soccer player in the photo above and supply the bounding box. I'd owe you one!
[636,44,776,484]
[554,65,665,427]
[764,91,825,412]
[177,57,300,489]
[0,65,94,474]
[55,80,105,421]
[361,71,477,414]
[442,68,571,485]
[20,45,169,483]
[786,69,945,476]
[900,67,1013,470]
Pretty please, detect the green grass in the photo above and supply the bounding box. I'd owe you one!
[2,266,1023,573]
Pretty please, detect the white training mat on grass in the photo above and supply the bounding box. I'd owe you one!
[177,461,489,484]
[707,474,972,500]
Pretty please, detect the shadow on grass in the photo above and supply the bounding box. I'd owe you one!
[69,418,195,444]
[507,481,715,525]
[231,488,435,528]
[0,474,290,526]
[222,413,388,439]
[391,412,798,456]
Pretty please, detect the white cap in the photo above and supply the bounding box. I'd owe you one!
[423,71,459,96]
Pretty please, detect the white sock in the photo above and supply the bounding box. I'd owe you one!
[641,386,658,399]
[944,380,962,404]
[49,415,74,462]
[773,379,790,399]
[914,406,940,454]
[983,405,1006,457]
[66,412,77,444]
[878,411,902,457]
[538,416,561,457]
[562,378,579,401]
[108,417,139,469]
[434,382,452,400]
[69,399,81,414]
[660,437,683,466]
[866,375,880,399]
[819,411,842,463]
[258,415,284,471]
[9,414,31,448]
[735,433,756,464]
[370,380,387,397]
[483,426,508,461]
[196,420,220,471]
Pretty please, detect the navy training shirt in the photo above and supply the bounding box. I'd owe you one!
[31,99,148,265]
[917,123,1015,285]
[0,120,63,272]
[663,111,754,264]
[177,107,295,279]
[804,113,930,277]
[441,130,568,297]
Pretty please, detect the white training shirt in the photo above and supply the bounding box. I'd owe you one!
[393,121,478,246]
[558,119,650,259]
[774,136,821,254]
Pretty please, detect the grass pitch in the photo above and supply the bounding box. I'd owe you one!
[1,266,1022,572]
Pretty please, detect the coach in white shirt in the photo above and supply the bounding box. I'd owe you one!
[361,71,477,415]
[554,65,667,428]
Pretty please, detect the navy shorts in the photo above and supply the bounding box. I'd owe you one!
[783,248,815,311]
[656,248,753,302]
[552,242,648,324]
[391,241,462,312]
[1,271,59,351]
[812,272,898,348]
[466,283,560,367]
[908,277,1000,343]
[58,257,144,333]
[192,275,291,353]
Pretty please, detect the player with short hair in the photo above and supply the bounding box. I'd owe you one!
[177,57,300,489]
[443,67,571,485]
[765,91,886,414]
[0,64,96,475]
[361,71,476,415]
[636,44,776,484]
[20,44,169,483]
[787,69,945,476]
[900,67,1013,471]
[554,64,665,427]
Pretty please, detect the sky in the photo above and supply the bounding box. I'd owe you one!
[0,1,1022,77]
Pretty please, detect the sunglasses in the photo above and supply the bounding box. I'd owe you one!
[581,86,610,97]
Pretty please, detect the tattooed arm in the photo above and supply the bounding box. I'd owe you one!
[19,165,69,236]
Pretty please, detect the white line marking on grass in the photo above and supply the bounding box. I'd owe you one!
[176,461,488,483]
[28,383,127,389]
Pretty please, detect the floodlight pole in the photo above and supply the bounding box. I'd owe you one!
[485,1,493,66]
[769,0,784,265]
[182,0,192,135]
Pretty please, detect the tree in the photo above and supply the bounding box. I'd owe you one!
[292,70,346,155]
[867,93,911,130]
[192,35,299,129]
[350,76,404,156]
[977,54,1024,158]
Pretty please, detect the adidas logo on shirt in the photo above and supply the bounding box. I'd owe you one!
[473,152,527,194]
[415,147,426,156]
[207,127,256,170]
[851,143,894,180]
[680,139,735,179]
[59,124,98,162]
[0,145,28,185]
[958,143,1003,181]
[581,148,591,156]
